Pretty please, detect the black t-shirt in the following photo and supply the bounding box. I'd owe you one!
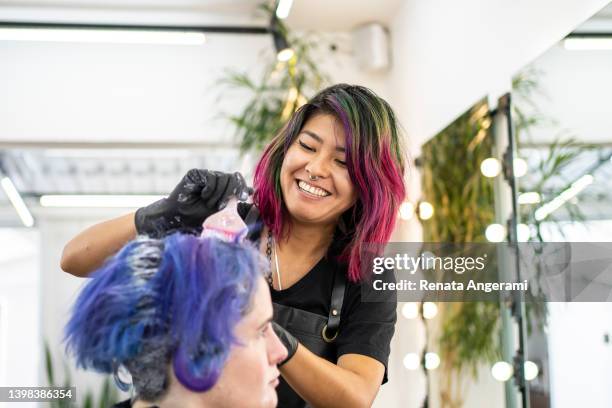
[238,202,397,383]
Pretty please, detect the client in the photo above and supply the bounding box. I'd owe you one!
[65,233,287,408]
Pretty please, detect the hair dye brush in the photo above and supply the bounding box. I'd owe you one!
[200,197,248,242]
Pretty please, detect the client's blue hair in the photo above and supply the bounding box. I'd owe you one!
[64,233,266,400]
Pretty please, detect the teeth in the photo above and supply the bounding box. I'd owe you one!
[298,181,330,197]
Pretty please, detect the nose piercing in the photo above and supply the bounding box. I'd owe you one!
[306,169,319,181]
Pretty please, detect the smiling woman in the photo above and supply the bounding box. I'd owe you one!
[61,83,407,408]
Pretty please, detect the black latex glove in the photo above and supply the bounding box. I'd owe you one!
[272,322,298,366]
[135,169,252,238]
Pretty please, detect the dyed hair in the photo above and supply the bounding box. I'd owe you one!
[253,84,407,282]
[64,233,267,400]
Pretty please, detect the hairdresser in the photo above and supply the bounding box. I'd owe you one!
[61,84,407,408]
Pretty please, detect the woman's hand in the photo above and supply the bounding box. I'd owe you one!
[272,322,299,366]
[135,169,251,237]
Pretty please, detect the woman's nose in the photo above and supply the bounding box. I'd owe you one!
[305,154,331,179]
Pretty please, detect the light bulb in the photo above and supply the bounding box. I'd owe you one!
[401,302,419,319]
[418,201,434,220]
[517,224,530,242]
[524,361,539,381]
[424,352,440,370]
[403,353,421,370]
[513,158,528,178]
[491,361,513,382]
[485,223,506,242]
[422,302,438,319]
[481,158,501,178]
[277,48,295,62]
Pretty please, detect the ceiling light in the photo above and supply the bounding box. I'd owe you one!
[275,0,294,19]
[272,29,294,62]
[564,36,612,50]
[1,177,34,227]
[534,174,593,221]
[0,27,206,45]
[43,149,194,159]
[40,195,164,208]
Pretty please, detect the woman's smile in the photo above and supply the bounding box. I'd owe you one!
[296,179,331,198]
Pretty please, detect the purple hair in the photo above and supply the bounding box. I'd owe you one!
[253,84,407,282]
[64,233,267,400]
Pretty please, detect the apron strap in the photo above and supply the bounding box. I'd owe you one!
[323,266,346,342]
[244,202,347,344]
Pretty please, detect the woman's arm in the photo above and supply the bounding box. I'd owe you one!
[280,344,385,408]
[60,169,251,277]
[61,213,137,277]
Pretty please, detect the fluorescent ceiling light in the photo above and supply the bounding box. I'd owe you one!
[534,174,593,221]
[43,149,193,159]
[0,28,206,45]
[40,195,164,208]
[276,0,294,19]
[563,37,612,50]
[1,177,35,227]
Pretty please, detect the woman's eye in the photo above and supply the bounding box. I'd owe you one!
[336,159,347,166]
[299,140,315,152]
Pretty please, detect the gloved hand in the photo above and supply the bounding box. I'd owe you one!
[272,322,298,366]
[135,169,252,237]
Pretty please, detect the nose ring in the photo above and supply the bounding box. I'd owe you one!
[307,169,319,181]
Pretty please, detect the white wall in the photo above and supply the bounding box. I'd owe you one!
[0,35,268,144]
[387,0,612,148]
[0,30,388,145]
[0,229,39,408]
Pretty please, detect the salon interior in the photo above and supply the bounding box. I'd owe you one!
[1,0,612,407]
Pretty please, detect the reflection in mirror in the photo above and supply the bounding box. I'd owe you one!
[512,4,612,408]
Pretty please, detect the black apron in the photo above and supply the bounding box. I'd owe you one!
[244,206,347,408]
